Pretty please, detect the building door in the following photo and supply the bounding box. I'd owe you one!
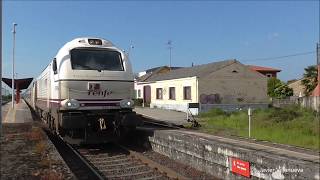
[143,85,151,107]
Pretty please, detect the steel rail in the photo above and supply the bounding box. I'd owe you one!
[119,145,189,180]
[67,143,105,180]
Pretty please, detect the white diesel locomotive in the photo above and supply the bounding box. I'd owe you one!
[24,37,140,144]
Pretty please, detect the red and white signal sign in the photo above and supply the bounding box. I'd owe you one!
[230,158,250,178]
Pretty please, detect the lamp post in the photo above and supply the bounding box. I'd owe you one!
[1,0,3,136]
[128,44,134,59]
[12,23,17,108]
[167,40,172,68]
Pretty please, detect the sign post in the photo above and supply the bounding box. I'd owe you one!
[187,103,200,127]
[248,108,252,138]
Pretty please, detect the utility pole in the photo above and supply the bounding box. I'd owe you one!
[167,40,172,68]
[317,43,320,112]
[0,0,3,136]
[317,43,319,92]
[12,23,17,109]
[128,44,134,59]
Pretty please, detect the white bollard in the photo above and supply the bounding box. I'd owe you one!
[248,108,252,138]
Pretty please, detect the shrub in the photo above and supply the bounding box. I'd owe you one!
[268,106,302,123]
[200,108,226,118]
[133,98,143,106]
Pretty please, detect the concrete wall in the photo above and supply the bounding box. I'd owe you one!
[199,62,268,104]
[148,130,320,180]
[288,80,305,97]
[272,96,320,112]
[301,96,320,112]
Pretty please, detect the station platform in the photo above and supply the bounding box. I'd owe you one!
[2,101,33,123]
[0,101,73,179]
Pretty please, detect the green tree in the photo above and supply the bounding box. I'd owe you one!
[267,77,282,97]
[274,84,294,99]
[301,65,318,96]
[268,77,293,99]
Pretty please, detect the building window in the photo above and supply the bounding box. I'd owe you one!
[138,89,141,98]
[169,87,175,100]
[156,88,163,99]
[183,86,191,100]
[266,73,273,78]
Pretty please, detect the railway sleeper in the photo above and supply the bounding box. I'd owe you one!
[104,170,156,179]
[99,164,147,173]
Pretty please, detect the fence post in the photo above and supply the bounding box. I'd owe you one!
[248,108,252,138]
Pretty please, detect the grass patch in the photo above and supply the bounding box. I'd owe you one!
[197,105,319,150]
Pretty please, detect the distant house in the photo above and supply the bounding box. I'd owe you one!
[135,66,182,99]
[248,65,281,78]
[135,59,268,114]
[288,79,306,97]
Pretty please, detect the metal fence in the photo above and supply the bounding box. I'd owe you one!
[200,103,269,113]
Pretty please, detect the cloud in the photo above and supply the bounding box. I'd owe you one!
[243,41,250,46]
[268,32,280,40]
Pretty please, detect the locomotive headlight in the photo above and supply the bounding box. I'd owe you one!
[120,99,134,109]
[62,99,80,110]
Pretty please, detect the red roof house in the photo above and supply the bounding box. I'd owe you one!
[248,65,281,78]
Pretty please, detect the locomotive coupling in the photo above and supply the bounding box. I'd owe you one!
[98,118,107,130]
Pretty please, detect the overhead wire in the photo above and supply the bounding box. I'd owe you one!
[241,51,316,62]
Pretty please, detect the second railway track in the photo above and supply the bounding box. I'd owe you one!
[47,128,188,180]
[76,144,187,180]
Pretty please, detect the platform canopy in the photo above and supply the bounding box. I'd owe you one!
[2,77,33,90]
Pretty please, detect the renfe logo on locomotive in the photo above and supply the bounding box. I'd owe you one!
[88,82,112,97]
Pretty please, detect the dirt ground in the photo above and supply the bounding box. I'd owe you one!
[0,122,74,180]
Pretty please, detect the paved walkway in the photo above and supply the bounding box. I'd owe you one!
[134,107,189,126]
[2,101,33,123]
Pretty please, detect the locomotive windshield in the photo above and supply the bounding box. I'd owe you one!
[70,49,124,71]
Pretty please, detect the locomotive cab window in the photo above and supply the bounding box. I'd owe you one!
[70,49,124,71]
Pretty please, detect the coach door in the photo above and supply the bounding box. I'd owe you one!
[143,85,151,107]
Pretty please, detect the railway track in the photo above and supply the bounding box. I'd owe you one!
[47,129,187,180]
[76,144,187,180]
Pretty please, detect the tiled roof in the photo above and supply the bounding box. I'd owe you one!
[137,66,183,82]
[140,59,237,82]
[248,65,281,72]
[145,66,182,73]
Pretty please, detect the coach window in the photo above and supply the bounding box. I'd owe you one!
[52,58,57,74]
[183,86,191,100]
[156,88,163,100]
[169,87,175,100]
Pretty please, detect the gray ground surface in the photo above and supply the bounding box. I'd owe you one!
[0,123,74,180]
[134,107,189,126]
[1,101,74,179]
